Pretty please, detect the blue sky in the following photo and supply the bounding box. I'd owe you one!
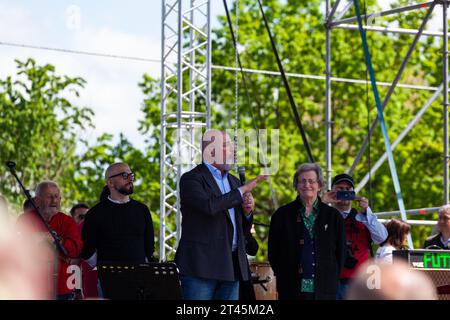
[0,0,444,153]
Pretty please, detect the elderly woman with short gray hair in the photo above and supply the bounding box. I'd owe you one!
[268,163,346,300]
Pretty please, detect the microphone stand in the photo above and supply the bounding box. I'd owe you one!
[6,161,68,257]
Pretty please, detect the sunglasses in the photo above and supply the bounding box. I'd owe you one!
[108,172,135,180]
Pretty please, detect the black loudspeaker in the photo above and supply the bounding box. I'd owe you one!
[393,249,450,300]
[97,262,182,300]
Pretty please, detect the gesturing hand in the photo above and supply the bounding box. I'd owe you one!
[239,175,269,194]
[242,192,255,214]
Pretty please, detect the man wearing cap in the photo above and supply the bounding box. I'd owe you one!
[322,173,387,300]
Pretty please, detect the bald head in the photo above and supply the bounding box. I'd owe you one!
[346,261,437,300]
[105,163,134,198]
[105,163,128,180]
[201,129,235,172]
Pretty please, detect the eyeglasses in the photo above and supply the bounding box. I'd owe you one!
[298,179,318,186]
[108,172,135,180]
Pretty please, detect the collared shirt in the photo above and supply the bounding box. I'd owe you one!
[441,235,450,249]
[340,206,387,245]
[299,197,319,293]
[300,198,319,239]
[204,161,243,251]
[107,196,130,204]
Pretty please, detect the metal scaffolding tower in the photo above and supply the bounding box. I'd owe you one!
[160,0,211,261]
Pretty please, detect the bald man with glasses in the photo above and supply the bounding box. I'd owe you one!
[81,163,155,268]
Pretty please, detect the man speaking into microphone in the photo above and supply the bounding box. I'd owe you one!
[175,129,267,300]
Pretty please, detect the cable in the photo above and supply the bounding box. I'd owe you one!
[1,40,442,92]
[256,0,315,163]
[0,41,160,63]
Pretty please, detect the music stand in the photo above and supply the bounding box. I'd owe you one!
[98,262,182,300]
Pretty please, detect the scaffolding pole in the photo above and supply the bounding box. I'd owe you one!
[160,0,211,261]
[378,219,437,226]
[355,83,444,192]
[443,0,449,204]
[325,0,333,189]
[331,1,434,26]
[375,207,440,217]
[336,23,450,38]
[334,0,353,22]
[349,3,435,175]
[327,0,341,23]
[211,65,443,91]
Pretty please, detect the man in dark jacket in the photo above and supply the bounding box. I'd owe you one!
[175,129,267,300]
[268,163,346,300]
[424,204,450,249]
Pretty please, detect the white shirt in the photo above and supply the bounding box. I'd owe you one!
[375,245,396,264]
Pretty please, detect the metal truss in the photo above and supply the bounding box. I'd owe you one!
[325,0,449,203]
[324,1,450,242]
[160,0,211,261]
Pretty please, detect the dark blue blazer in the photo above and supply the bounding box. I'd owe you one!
[175,163,252,281]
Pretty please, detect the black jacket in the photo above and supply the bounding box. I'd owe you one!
[424,233,449,249]
[175,163,252,281]
[268,197,346,300]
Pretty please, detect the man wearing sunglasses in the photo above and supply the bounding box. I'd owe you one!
[81,163,155,273]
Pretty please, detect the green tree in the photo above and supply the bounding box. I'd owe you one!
[0,58,93,210]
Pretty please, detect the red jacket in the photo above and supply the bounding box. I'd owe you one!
[17,211,83,296]
[340,209,372,280]
[78,220,98,298]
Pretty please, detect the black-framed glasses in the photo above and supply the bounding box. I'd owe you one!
[108,172,135,180]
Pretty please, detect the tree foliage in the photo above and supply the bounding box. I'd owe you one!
[0,58,93,209]
[210,0,444,255]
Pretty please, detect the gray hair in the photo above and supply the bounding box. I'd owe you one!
[35,181,60,197]
[292,163,324,189]
[439,204,450,215]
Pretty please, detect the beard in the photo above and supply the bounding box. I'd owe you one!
[117,183,134,195]
[41,206,58,221]
[222,163,236,171]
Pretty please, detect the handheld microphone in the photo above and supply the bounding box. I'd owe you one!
[238,166,246,185]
